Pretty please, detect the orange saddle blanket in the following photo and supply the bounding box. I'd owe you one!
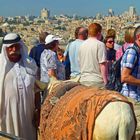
[40,85,134,140]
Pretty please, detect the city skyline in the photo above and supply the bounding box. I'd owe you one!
[0,0,140,17]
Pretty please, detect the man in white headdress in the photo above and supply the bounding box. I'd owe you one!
[0,33,38,140]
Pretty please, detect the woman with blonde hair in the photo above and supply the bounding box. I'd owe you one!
[116,26,135,60]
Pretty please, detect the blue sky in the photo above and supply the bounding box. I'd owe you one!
[0,0,140,17]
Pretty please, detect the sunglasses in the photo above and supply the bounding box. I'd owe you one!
[107,40,114,44]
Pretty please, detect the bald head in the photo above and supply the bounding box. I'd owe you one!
[75,27,88,40]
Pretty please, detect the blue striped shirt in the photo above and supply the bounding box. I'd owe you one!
[121,45,140,101]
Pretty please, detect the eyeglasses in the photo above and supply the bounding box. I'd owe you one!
[107,40,114,44]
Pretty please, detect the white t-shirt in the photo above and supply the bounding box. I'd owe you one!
[78,37,107,84]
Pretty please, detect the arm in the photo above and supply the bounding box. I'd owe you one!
[33,90,41,129]
[29,47,34,58]
[99,62,108,85]
[63,43,70,61]
[33,67,41,129]
[121,46,140,86]
[48,69,57,79]
[121,67,140,86]
[98,43,108,85]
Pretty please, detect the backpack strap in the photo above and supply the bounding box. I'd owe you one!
[122,45,125,54]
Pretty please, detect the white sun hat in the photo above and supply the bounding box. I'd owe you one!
[45,34,62,45]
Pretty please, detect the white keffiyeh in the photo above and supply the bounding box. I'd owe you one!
[0,33,37,139]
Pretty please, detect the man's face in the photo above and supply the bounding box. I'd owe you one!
[6,43,21,63]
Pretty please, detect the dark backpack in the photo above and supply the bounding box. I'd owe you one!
[106,46,139,92]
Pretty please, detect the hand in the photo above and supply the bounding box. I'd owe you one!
[32,108,40,129]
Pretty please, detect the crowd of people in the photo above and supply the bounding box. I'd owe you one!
[0,22,140,139]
